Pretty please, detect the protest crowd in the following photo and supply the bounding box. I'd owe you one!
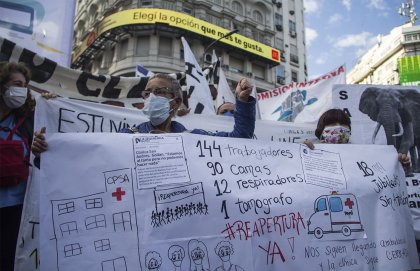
[0,13,420,271]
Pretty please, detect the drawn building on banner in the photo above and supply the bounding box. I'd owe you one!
[50,168,141,270]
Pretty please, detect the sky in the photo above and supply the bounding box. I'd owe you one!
[304,0,419,80]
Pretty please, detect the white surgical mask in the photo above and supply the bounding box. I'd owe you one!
[321,125,351,144]
[142,93,174,126]
[2,86,28,109]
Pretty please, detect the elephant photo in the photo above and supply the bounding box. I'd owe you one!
[359,87,420,174]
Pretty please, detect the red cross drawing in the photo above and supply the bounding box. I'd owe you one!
[112,187,126,201]
[344,198,354,209]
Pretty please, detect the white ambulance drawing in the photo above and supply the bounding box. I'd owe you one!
[307,192,364,239]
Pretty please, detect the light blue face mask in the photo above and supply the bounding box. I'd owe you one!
[142,93,173,126]
[221,111,234,117]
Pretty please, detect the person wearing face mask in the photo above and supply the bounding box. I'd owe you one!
[303,109,410,166]
[119,73,255,136]
[217,102,235,117]
[0,62,35,270]
[31,74,255,156]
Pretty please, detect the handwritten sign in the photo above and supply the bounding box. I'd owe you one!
[39,133,419,270]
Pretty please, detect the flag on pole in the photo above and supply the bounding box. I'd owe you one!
[181,37,215,115]
[135,64,154,77]
[215,64,236,112]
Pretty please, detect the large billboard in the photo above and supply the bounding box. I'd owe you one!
[398,55,420,86]
[72,8,281,64]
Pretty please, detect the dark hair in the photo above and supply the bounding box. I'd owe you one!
[315,109,351,139]
[0,62,35,118]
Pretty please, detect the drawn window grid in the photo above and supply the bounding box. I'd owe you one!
[60,221,78,236]
[113,211,132,232]
[85,198,103,209]
[102,256,127,271]
[64,243,82,257]
[58,201,75,215]
[94,239,111,252]
[85,214,106,230]
[329,197,343,212]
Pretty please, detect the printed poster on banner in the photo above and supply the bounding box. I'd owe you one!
[258,65,346,123]
[0,0,76,66]
[332,84,420,241]
[39,133,418,270]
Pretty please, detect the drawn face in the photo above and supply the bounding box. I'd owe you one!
[147,258,160,270]
[170,250,184,267]
[191,247,205,264]
[218,246,231,262]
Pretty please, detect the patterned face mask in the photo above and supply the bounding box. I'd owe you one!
[321,125,351,144]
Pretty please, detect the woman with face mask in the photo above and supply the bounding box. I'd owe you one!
[304,109,410,166]
[0,62,35,270]
[118,73,255,136]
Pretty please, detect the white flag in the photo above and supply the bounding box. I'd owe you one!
[181,37,215,115]
[215,64,236,112]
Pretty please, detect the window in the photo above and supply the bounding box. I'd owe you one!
[290,44,299,64]
[291,70,298,82]
[60,221,78,236]
[162,0,176,10]
[329,197,343,212]
[117,39,128,60]
[113,211,132,232]
[102,257,127,271]
[289,20,296,37]
[252,31,265,43]
[275,13,283,31]
[232,1,243,15]
[229,56,244,73]
[58,201,75,215]
[253,64,265,80]
[94,239,111,252]
[136,36,150,56]
[159,36,172,57]
[85,198,103,209]
[252,10,263,24]
[277,65,285,84]
[64,243,82,257]
[316,198,327,212]
[213,0,222,4]
[141,0,152,6]
[85,214,106,230]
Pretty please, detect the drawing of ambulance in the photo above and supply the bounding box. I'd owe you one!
[307,192,364,239]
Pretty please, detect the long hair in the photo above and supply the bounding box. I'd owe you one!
[0,62,35,119]
[315,109,351,139]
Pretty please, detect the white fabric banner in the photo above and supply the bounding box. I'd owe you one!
[182,37,215,115]
[0,0,75,66]
[332,84,420,242]
[258,65,346,123]
[15,97,317,270]
[39,133,418,270]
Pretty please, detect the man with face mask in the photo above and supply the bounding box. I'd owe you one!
[0,62,35,271]
[216,102,235,117]
[120,73,255,138]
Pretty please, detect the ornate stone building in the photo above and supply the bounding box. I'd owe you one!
[72,0,307,92]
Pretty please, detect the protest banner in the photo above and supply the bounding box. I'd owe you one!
[257,65,345,123]
[0,0,75,66]
[0,37,186,107]
[39,132,418,270]
[332,84,420,242]
[15,97,317,270]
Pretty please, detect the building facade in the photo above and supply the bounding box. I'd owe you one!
[347,23,420,86]
[72,0,307,92]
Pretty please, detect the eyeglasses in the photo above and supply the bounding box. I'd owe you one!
[144,87,174,98]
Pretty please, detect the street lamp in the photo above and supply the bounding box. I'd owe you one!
[202,29,239,64]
